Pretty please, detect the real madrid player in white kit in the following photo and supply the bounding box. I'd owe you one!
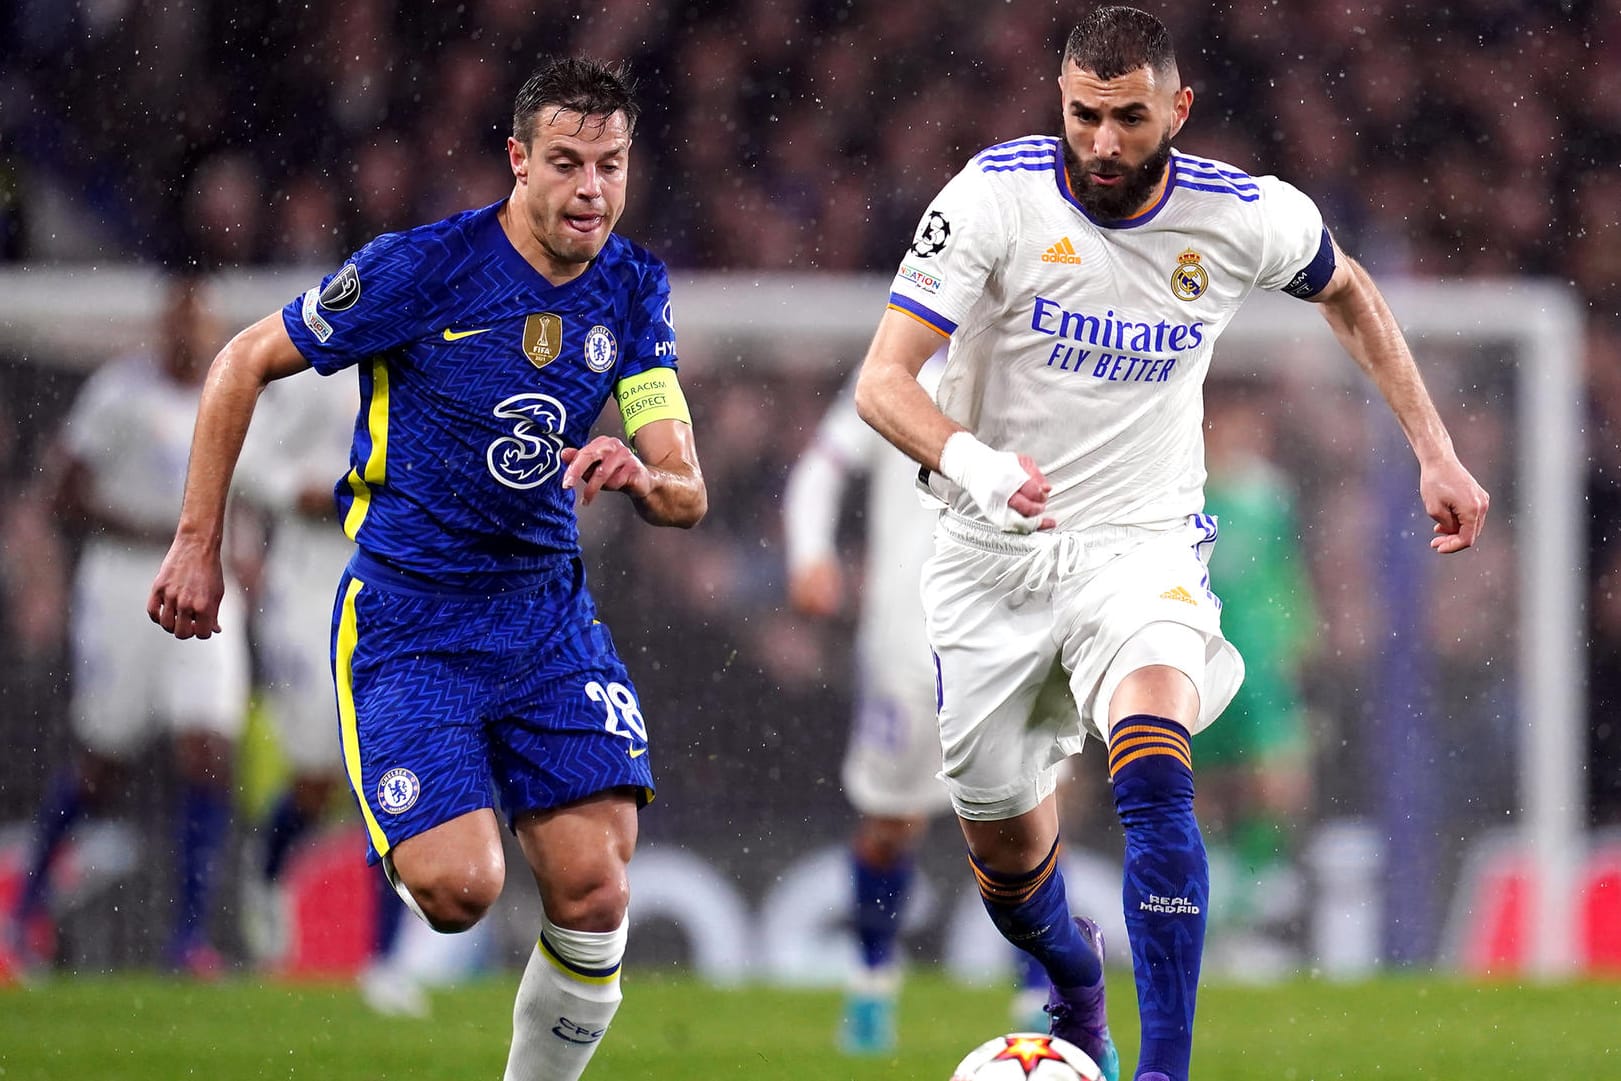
[11,275,249,975]
[233,366,357,904]
[233,372,426,1013]
[786,357,938,1050]
[854,9,1489,1081]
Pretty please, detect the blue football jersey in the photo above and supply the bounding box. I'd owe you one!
[281,201,679,588]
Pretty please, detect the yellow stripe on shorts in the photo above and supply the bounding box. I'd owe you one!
[335,576,391,858]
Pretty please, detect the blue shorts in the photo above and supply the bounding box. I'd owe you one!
[331,551,654,864]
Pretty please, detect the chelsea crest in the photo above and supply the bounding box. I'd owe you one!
[583,325,617,372]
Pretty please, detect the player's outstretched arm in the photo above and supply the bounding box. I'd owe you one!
[562,418,707,528]
[1309,245,1490,553]
[148,314,311,639]
[782,438,853,619]
[855,309,1053,532]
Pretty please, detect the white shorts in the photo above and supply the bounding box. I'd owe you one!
[257,529,352,771]
[922,513,1244,821]
[70,542,250,756]
[841,649,951,818]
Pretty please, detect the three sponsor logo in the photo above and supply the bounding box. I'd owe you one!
[486,393,569,489]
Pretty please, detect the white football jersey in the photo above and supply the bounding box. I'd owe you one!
[888,137,1331,531]
[236,369,357,767]
[61,354,206,536]
[235,367,358,577]
[784,357,944,668]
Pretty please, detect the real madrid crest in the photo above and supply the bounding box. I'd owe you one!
[522,312,564,369]
[1171,248,1208,302]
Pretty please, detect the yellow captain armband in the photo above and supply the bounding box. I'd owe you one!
[615,367,691,439]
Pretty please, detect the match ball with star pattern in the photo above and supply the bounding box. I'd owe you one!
[950,1033,1103,1081]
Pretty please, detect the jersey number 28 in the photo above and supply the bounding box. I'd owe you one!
[585,680,646,743]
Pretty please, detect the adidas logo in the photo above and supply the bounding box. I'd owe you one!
[1159,585,1197,605]
[1041,237,1084,265]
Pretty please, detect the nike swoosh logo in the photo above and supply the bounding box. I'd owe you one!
[442,327,491,341]
[628,746,647,759]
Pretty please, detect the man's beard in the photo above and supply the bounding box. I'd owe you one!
[1062,130,1173,221]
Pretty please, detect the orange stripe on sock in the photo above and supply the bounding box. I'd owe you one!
[1111,724,1191,751]
[970,845,1060,905]
[1108,740,1190,770]
[1109,744,1193,777]
[1108,733,1189,759]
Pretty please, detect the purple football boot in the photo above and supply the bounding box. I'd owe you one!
[1044,916,1120,1081]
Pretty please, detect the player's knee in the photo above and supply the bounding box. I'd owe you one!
[404,857,505,933]
[174,732,234,787]
[853,814,926,866]
[291,775,336,817]
[544,871,630,932]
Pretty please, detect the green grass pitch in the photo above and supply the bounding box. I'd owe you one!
[1,970,1617,1079]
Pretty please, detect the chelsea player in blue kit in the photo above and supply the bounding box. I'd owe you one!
[148,59,706,1081]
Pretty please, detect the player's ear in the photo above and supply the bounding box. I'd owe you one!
[1169,86,1193,138]
[507,136,528,182]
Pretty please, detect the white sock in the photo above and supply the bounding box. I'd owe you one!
[503,914,627,1081]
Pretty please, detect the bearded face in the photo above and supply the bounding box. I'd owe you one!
[1062,128,1174,221]
[1056,60,1189,222]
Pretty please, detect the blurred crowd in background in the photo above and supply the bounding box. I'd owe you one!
[0,0,1618,972]
[1,1,1616,287]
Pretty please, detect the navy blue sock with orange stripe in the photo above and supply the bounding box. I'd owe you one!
[970,839,1102,990]
[1110,714,1206,1081]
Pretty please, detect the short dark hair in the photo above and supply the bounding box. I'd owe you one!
[512,57,640,146]
[1063,6,1177,81]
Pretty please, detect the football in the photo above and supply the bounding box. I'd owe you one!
[949,1032,1104,1080]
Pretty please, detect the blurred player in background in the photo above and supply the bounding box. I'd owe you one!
[233,371,424,1014]
[855,8,1489,1081]
[784,355,1055,1053]
[1198,381,1315,972]
[147,58,706,1081]
[10,273,248,976]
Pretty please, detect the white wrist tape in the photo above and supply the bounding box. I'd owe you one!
[938,431,1043,533]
